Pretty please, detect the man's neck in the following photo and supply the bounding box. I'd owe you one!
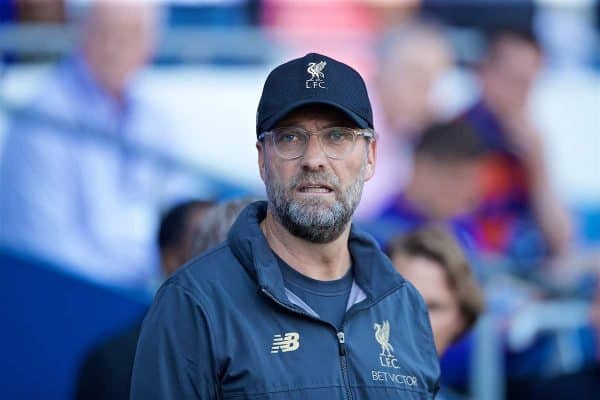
[82,51,128,108]
[260,209,352,281]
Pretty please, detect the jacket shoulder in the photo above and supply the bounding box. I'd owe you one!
[167,240,250,297]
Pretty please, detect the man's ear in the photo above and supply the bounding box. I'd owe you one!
[364,138,377,181]
[257,141,266,182]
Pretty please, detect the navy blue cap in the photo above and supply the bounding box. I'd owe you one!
[256,53,374,136]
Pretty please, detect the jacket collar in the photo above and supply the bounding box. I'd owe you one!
[228,201,405,308]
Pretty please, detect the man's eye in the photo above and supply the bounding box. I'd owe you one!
[280,133,300,143]
[326,129,350,143]
[276,132,302,144]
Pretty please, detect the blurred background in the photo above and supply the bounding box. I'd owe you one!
[0,0,598,399]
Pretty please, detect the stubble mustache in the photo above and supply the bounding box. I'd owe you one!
[288,171,341,198]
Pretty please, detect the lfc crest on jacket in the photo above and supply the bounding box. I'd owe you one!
[374,320,400,369]
[371,320,419,387]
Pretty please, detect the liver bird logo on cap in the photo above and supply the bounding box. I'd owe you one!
[306,61,327,88]
[307,61,326,81]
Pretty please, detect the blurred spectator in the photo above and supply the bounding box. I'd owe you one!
[189,196,258,258]
[386,224,484,354]
[375,22,453,140]
[74,199,214,400]
[158,200,215,277]
[461,28,572,263]
[358,21,453,217]
[0,1,202,288]
[386,224,484,400]
[363,120,486,252]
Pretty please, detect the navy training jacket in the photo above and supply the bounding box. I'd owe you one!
[131,201,440,399]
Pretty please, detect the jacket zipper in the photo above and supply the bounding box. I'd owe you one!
[332,287,404,400]
[337,331,353,400]
[261,288,355,398]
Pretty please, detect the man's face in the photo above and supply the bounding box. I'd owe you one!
[413,156,482,220]
[378,36,451,136]
[482,36,542,114]
[257,106,376,243]
[392,254,464,355]
[84,2,156,94]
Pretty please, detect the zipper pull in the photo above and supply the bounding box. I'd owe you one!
[337,331,346,356]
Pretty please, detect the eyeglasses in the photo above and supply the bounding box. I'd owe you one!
[258,126,375,160]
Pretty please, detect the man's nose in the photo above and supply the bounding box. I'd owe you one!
[300,134,327,170]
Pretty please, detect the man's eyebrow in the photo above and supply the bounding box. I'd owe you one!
[322,120,352,127]
[277,119,354,127]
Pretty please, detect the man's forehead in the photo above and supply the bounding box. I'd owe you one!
[275,105,356,127]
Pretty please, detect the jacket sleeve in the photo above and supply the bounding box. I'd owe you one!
[130,281,220,399]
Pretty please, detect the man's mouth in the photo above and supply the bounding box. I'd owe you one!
[296,184,334,194]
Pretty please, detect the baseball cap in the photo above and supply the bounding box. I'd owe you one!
[256,53,374,136]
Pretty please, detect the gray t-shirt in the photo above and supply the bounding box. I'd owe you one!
[277,256,353,330]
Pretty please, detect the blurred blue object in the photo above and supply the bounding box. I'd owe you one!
[168,3,252,27]
[0,0,16,22]
[0,0,17,64]
[163,2,262,65]
[576,206,600,245]
[440,333,473,391]
[0,248,150,400]
[506,324,598,380]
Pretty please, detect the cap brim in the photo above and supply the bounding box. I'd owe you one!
[258,99,371,135]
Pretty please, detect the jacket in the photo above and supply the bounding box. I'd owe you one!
[131,201,440,399]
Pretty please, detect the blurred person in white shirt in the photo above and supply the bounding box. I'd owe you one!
[0,1,208,289]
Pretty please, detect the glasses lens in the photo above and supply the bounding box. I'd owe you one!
[273,128,308,159]
[321,127,355,159]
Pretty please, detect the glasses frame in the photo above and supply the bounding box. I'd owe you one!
[258,126,376,160]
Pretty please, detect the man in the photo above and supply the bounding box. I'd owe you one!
[0,1,202,289]
[131,53,440,399]
[357,21,453,218]
[189,197,259,258]
[462,28,572,262]
[74,200,214,400]
[158,200,216,277]
[364,120,485,253]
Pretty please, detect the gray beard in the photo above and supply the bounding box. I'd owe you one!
[265,163,366,243]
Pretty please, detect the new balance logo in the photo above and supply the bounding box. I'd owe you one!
[270,332,300,353]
